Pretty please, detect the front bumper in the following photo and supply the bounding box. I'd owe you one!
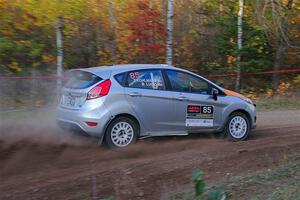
[248,104,257,129]
[252,115,257,129]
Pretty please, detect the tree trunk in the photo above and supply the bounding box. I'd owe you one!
[271,0,293,89]
[235,0,244,92]
[272,40,286,89]
[30,68,37,106]
[166,0,174,66]
[94,0,102,65]
[56,16,63,92]
[108,2,116,64]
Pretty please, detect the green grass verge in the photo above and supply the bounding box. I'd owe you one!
[167,161,300,200]
[224,161,300,200]
[0,109,36,120]
[0,108,54,120]
[256,96,300,111]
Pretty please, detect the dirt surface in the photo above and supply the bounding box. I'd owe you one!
[0,110,300,200]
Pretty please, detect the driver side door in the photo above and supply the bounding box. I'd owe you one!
[164,70,227,132]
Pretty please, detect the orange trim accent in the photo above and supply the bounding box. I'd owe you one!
[224,89,245,98]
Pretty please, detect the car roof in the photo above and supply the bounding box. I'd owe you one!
[78,64,177,75]
[72,64,224,91]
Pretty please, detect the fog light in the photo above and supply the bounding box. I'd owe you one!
[85,122,98,126]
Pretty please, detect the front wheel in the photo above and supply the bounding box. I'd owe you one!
[224,112,250,141]
[105,117,138,148]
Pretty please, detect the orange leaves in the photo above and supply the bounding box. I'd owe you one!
[278,82,292,96]
[227,55,236,64]
[121,0,166,62]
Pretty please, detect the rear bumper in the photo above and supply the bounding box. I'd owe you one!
[56,105,112,137]
[57,119,86,133]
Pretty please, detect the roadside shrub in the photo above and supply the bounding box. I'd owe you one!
[192,170,226,200]
[192,170,206,197]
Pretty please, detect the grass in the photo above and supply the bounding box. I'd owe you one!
[0,107,55,121]
[255,96,300,111]
[224,161,300,200]
[0,109,39,120]
[167,161,300,200]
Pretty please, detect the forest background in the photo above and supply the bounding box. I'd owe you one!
[0,0,299,108]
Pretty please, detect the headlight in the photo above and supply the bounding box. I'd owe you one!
[239,97,254,105]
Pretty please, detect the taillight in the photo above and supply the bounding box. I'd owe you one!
[87,79,111,100]
[85,122,98,126]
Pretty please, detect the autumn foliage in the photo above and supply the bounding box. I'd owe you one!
[0,0,299,91]
[126,0,165,60]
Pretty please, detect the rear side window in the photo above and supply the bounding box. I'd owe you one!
[114,73,125,86]
[127,69,165,90]
[65,71,102,89]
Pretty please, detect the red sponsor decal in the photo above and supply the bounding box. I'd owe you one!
[188,105,200,111]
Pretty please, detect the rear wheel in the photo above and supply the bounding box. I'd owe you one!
[225,112,250,141]
[105,117,138,148]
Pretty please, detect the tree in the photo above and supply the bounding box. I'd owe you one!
[108,1,117,63]
[197,0,273,89]
[236,0,244,92]
[0,0,298,94]
[255,0,299,89]
[56,16,63,89]
[122,0,165,63]
[166,0,174,65]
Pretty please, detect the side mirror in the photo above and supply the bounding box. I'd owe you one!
[211,88,219,101]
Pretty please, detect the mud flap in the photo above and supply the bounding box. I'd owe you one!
[97,134,105,145]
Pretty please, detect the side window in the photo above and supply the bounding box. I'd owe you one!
[114,73,125,86]
[166,70,211,94]
[127,69,165,90]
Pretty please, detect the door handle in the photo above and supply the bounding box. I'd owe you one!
[129,92,142,97]
[176,96,189,101]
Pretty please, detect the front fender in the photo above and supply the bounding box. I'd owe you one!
[222,102,256,129]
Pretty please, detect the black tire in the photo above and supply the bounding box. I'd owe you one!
[224,112,250,141]
[105,116,138,148]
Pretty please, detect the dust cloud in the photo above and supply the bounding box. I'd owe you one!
[0,74,96,147]
[0,107,95,147]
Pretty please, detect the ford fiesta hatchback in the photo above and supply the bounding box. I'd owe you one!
[57,64,256,148]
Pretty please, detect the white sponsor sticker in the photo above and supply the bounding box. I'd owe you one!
[186,119,214,127]
[186,105,214,127]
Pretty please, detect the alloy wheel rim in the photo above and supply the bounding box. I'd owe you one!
[111,122,134,147]
[229,116,247,139]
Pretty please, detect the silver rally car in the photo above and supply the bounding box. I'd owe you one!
[56,64,256,148]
